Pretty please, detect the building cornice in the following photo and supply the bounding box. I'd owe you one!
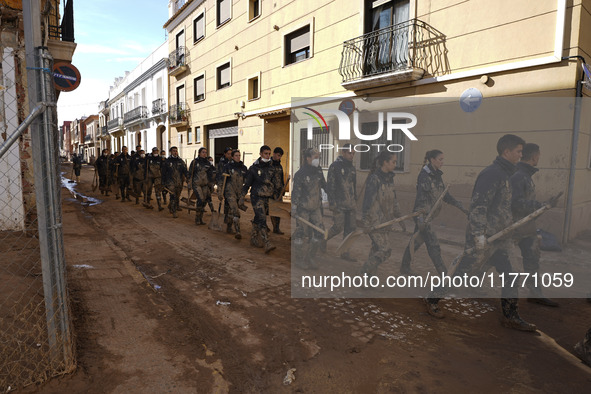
[163,0,205,32]
[108,59,167,105]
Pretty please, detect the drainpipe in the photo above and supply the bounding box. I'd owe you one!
[561,55,587,244]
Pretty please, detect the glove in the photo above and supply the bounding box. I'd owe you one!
[474,235,487,251]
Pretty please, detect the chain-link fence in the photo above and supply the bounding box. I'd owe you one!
[0,45,75,391]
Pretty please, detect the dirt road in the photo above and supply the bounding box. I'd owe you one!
[28,165,591,393]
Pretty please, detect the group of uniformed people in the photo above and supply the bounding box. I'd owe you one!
[93,144,287,253]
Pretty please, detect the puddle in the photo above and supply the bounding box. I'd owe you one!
[72,264,94,269]
[60,173,102,206]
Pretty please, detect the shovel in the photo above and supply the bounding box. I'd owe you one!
[337,211,421,255]
[209,173,229,231]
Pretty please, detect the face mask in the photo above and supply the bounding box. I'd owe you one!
[209,161,214,166]
[140,154,145,158]
[153,153,159,157]
[261,158,271,163]
[103,153,107,157]
[311,158,320,167]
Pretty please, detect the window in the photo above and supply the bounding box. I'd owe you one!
[249,0,260,20]
[216,62,231,89]
[247,74,260,100]
[195,126,201,143]
[193,12,205,42]
[285,25,311,65]
[216,0,231,27]
[359,121,406,171]
[187,128,193,144]
[194,74,205,101]
[299,127,330,168]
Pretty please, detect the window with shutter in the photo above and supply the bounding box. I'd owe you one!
[193,13,205,42]
[217,62,231,89]
[194,74,205,101]
[217,0,231,26]
[285,25,310,65]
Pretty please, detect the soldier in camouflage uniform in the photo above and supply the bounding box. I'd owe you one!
[162,146,188,218]
[160,150,168,204]
[130,149,146,204]
[400,149,468,275]
[292,148,326,269]
[361,151,406,277]
[114,146,132,202]
[575,328,591,366]
[326,145,357,261]
[94,149,111,196]
[242,145,281,253]
[222,149,248,239]
[510,143,559,307]
[270,147,285,234]
[145,148,165,211]
[217,147,232,229]
[426,135,537,332]
[189,147,215,225]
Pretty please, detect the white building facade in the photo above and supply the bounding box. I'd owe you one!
[106,41,169,154]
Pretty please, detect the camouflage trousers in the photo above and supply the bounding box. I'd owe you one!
[293,208,324,268]
[118,175,130,198]
[250,195,269,229]
[133,178,144,200]
[361,230,392,276]
[193,184,211,213]
[226,193,241,220]
[98,173,110,191]
[146,176,163,202]
[401,223,446,274]
[166,185,183,213]
[327,208,356,240]
[517,234,540,274]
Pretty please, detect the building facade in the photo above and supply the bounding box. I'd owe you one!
[82,115,99,163]
[106,42,170,154]
[163,0,591,241]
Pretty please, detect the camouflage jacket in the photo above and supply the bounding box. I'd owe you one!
[467,156,516,243]
[413,164,464,218]
[222,160,248,198]
[131,155,146,180]
[510,162,543,236]
[72,155,82,169]
[216,156,230,184]
[189,157,215,189]
[327,156,356,210]
[272,159,285,200]
[242,158,280,199]
[94,155,110,176]
[292,164,326,212]
[114,153,132,177]
[162,156,188,188]
[146,154,163,179]
[362,169,402,228]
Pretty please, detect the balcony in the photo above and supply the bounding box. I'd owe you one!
[169,103,189,127]
[107,117,123,134]
[171,0,187,15]
[46,0,77,63]
[100,125,109,138]
[152,98,166,115]
[168,46,189,77]
[338,19,448,91]
[83,134,93,145]
[98,100,109,114]
[124,106,148,126]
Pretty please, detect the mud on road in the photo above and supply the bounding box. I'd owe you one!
[30,166,591,393]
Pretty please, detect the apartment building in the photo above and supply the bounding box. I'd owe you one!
[98,99,111,153]
[106,42,170,154]
[82,115,99,163]
[163,0,591,241]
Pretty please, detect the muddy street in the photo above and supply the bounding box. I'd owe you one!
[29,165,591,393]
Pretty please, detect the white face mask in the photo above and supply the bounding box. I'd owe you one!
[261,158,271,163]
[209,161,214,166]
[311,158,320,167]
[140,154,145,158]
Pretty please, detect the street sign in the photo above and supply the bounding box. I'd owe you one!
[459,88,483,113]
[338,99,355,116]
[52,62,81,92]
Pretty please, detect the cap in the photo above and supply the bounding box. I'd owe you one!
[224,147,233,153]
[152,147,159,152]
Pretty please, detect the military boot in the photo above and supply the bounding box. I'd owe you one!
[260,227,276,254]
[250,226,263,248]
[76,176,80,182]
[195,211,205,225]
[226,222,234,234]
[234,217,241,239]
[500,299,537,332]
[527,279,558,307]
[162,193,167,204]
[135,197,139,205]
[271,217,284,235]
[574,329,591,366]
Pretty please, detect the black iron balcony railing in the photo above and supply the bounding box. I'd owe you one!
[338,19,447,84]
[168,46,189,73]
[169,103,188,124]
[107,117,121,131]
[83,135,92,143]
[152,98,165,115]
[48,0,75,42]
[101,125,108,136]
[124,106,148,124]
